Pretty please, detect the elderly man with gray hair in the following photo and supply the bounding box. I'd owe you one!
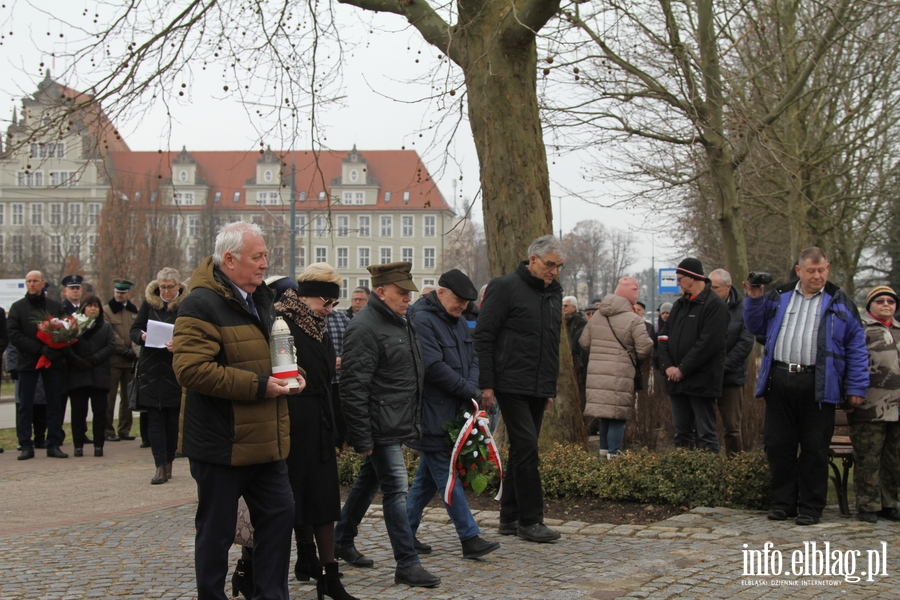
[475,234,564,543]
[708,268,755,455]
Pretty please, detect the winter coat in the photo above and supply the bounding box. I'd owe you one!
[407,291,480,452]
[0,307,8,359]
[131,280,186,410]
[173,257,290,467]
[849,312,899,423]
[105,298,138,369]
[657,284,729,398]
[579,294,653,420]
[744,281,869,405]
[7,293,65,370]
[64,319,115,392]
[341,292,424,453]
[474,261,563,398]
[722,287,755,387]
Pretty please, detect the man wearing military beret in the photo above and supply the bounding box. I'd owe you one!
[335,262,441,588]
[105,279,140,442]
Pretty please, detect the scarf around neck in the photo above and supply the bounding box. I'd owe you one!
[277,288,326,342]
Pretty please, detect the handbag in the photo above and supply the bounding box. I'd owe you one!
[234,496,255,548]
[605,315,643,391]
[127,361,145,412]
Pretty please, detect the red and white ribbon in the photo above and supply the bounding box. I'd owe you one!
[444,398,503,506]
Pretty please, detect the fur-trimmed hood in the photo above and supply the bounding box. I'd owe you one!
[144,279,187,312]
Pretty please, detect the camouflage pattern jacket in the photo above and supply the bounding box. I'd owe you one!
[854,312,900,423]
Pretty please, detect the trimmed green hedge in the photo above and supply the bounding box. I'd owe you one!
[335,443,771,510]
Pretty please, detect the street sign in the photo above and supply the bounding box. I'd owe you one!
[658,268,680,295]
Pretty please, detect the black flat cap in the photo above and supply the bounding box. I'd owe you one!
[438,269,478,301]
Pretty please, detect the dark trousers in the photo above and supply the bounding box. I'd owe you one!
[669,393,719,452]
[764,368,835,518]
[496,393,547,526]
[69,387,107,448]
[14,402,47,444]
[331,383,347,448]
[16,369,64,450]
[106,365,134,437]
[716,385,744,455]
[140,411,150,444]
[190,458,294,600]
[147,406,179,467]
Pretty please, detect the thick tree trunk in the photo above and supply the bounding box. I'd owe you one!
[706,142,749,281]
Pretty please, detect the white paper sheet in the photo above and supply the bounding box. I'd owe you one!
[145,319,175,348]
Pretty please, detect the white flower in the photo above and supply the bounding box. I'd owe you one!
[472,450,479,458]
[465,440,473,446]
[463,412,472,419]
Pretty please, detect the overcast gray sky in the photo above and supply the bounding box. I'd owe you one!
[0,2,679,272]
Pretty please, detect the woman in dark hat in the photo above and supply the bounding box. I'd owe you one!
[851,286,900,523]
[65,294,116,457]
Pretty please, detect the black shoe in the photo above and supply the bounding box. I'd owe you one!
[394,565,441,587]
[18,448,35,460]
[232,558,253,600]
[517,522,561,543]
[498,520,519,536]
[0,447,3,453]
[878,508,900,522]
[413,537,432,554]
[795,514,820,526]
[334,544,374,568]
[858,511,877,523]
[295,541,320,582]
[47,447,69,459]
[767,509,795,521]
[106,435,121,442]
[316,562,357,600]
[120,434,136,441]
[94,447,104,457]
[34,441,47,449]
[74,447,84,457]
[140,441,151,448]
[461,535,500,559]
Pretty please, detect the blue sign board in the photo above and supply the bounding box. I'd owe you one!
[658,268,680,294]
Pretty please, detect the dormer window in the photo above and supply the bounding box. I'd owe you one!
[403,191,410,203]
[385,191,392,203]
[179,170,188,182]
[318,191,326,202]
[265,169,273,182]
[299,191,306,202]
[350,169,359,182]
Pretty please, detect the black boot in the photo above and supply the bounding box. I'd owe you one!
[231,558,253,599]
[295,541,320,582]
[316,562,357,600]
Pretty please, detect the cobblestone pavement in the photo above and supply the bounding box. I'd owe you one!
[1,446,897,599]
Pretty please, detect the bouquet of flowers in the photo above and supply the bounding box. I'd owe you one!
[442,398,503,504]
[33,313,96,369]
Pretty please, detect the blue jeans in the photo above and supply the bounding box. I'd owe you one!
[407,449,480,542]
[599,418,625,455]
[335,444,419,568]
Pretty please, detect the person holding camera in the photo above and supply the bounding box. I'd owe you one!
[657,258,729,452]
[744,247,868,526]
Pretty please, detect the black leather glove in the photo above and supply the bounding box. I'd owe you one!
[123,348,137,362]
[9,370,18,381]
[41,347,63,361]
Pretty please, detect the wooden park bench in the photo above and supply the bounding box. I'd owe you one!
[828,409,854,517]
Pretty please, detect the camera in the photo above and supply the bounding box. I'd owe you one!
[747,271,773,287]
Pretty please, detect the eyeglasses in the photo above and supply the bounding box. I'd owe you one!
[320,297,340,308]
[159,284,177,291]
[537,256,565,272]
[873,298,896,305]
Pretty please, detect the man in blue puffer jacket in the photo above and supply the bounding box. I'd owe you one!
[744,247,868,525]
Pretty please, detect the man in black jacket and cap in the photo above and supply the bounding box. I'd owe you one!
[475,234,564,543]
[658,258,729,452]
[335,261,441,588]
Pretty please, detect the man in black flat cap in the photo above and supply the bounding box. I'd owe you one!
[60,274,85,315]
[657,257,729,451]
[105,278,140,442]
[335,261,441,588]
[406,269,500,560]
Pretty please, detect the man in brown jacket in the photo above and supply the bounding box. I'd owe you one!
[104,279,139,442]
[173,221,304,600]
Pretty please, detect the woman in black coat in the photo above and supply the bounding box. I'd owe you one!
[65,295,116,457]
[130,268,186,485]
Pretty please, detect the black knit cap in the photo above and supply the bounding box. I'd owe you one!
[676,257,709,282]
[438,269,478,301]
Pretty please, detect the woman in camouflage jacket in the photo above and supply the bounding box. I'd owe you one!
[850,286,900,523]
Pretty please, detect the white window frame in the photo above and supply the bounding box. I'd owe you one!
[424,215,436,237]
[341,279,349,300]
[297,246,307,269]
[174,191,195,206]
[30,203,43,226]
[401,246,414,266]
[188,216,200,237]
[315,246,328,263]
[87,203,102,226]
[0,204,4,225]
[380,215,392,237]
[336,247,349,269]
[354,192,365,205]
[49,203,62,225]
[401,215,414,237]
[358,215,370,237]
[68,203,82,226]
[357,277,370,290]
[380,246,392,265]
[256,191,279,205]
[336,215,349,237]
[358,247,370,269]
[315,216,328,237]
[423,278,436,288]
[342,191,353,205]
[12,203,24,225]
[294,215,307,236]
[424,247,436,269]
